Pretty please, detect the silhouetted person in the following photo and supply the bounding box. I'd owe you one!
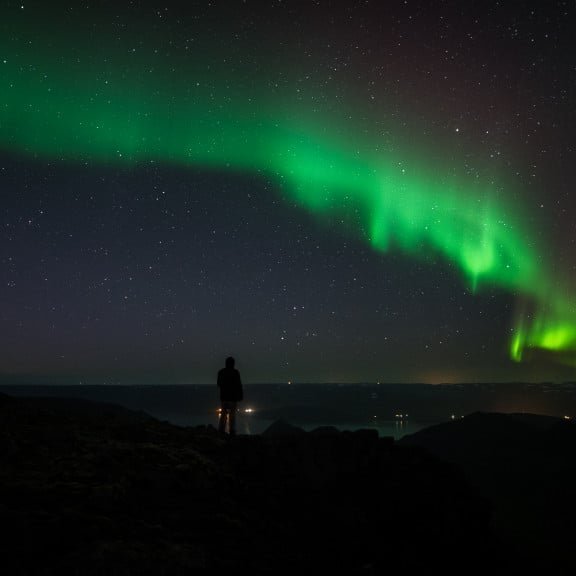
[217,356,243,435]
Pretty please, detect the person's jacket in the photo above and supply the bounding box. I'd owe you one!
[217,367,243,401]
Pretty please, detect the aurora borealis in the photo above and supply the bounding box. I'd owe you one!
[1,1,575,383]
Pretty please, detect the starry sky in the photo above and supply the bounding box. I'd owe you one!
[1,0,575,384]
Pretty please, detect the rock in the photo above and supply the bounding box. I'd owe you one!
[0,394,515,575]
[309,425,341,436]
[261,419,306,437]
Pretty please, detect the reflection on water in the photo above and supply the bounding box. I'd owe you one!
[158,412,425,439]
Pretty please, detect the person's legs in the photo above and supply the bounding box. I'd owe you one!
[218,401,238,434]
[218,404,228,433]
[228,401,238,435]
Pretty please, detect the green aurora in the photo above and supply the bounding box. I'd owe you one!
[1,10,575,366]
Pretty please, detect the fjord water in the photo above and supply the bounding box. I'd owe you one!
[1,382,575,439]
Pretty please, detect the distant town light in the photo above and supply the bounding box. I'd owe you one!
[564,415,571,420]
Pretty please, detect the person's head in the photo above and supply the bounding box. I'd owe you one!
[225,356,235,368]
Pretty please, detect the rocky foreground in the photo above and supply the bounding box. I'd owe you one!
[2,392,561,575]
[400,411,576,575]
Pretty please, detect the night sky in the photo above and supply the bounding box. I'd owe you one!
[1,0,575,384]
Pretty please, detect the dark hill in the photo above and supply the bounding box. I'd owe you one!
[0,395,505,575]
[399,412,576,575]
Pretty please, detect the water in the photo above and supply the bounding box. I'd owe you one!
[3,381,573,439]
[0,383,435,439]
[161,411,425,439]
